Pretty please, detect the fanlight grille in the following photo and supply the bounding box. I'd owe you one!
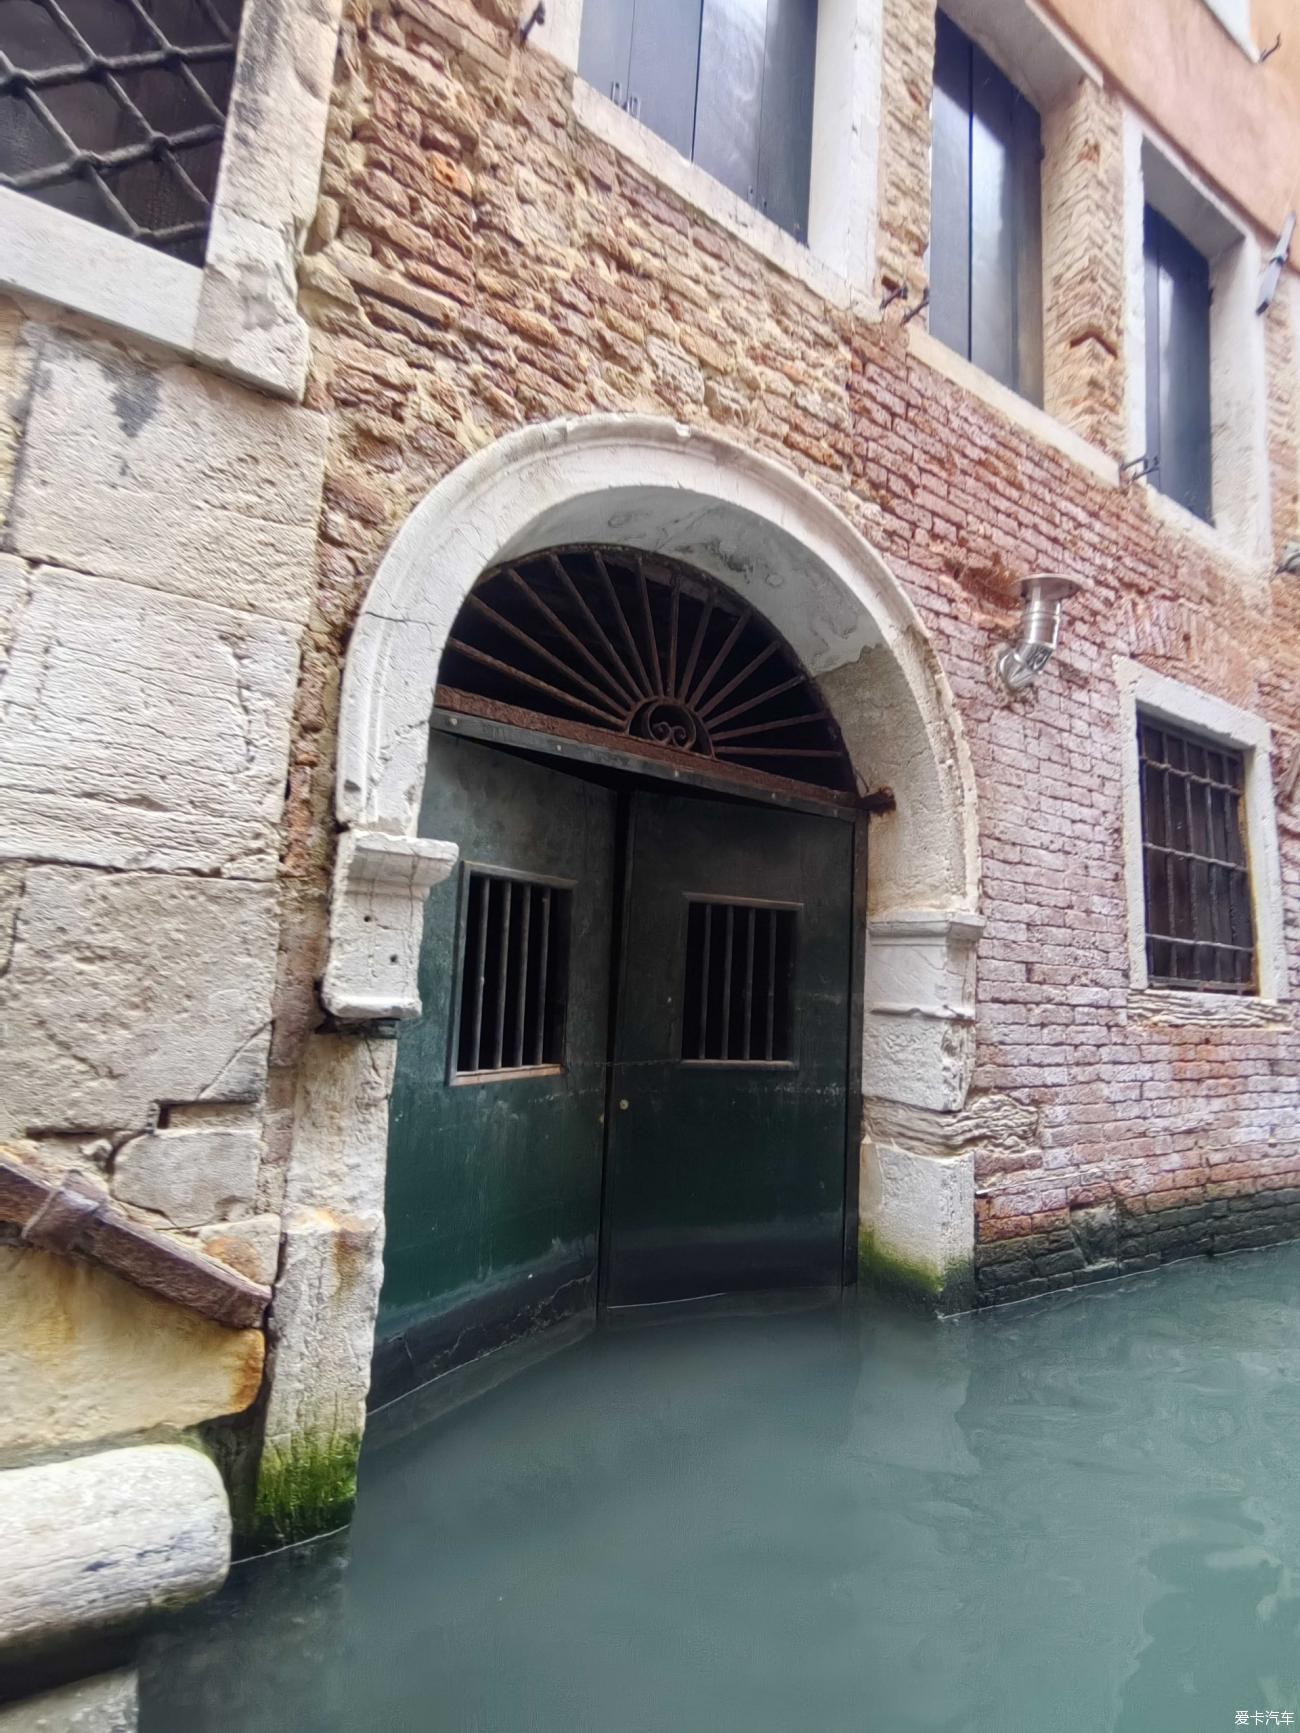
[437,546,854,796]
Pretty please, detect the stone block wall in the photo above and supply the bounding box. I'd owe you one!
[0,304,328,1473]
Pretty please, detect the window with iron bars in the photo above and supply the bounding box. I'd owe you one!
[1138,715,1256,993]
[0,0,245,265]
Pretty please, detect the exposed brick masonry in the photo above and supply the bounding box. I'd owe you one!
[289,0,1300,1308]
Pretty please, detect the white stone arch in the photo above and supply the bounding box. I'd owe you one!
[327,414,983,1115]
[264,417,986,1506]
[338,415,977,900]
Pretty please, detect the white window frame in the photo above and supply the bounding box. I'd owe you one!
[1116,657,1288,1004]
[1121,119,1272,563]
[1198,0,1257,58]
[0,0,346,401]
[532,0,881,305]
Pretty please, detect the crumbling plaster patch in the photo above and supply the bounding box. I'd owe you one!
[0,1246,263,1456]
[0,567,299,877]
[7,332,328,624]
[0,867,278,1139]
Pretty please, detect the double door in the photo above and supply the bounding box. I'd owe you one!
[376,730,854,1399]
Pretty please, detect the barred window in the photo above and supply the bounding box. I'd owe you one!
[0,0,245,265]
[1138,716,1256,993]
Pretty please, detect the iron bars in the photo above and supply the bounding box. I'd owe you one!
[440,546,855,797]
[681,899,797,1064]
[1138,716,1256,993]
[0,0,245,263]
[454,869,572,1079]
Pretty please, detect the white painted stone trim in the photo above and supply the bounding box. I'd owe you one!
[0,192,203,358]
[938,0,1102,109]
[1115,657,1288,1003]
[1197,0,1258,58]
[908,326,1120,488]
[865,910,985,1110]
[0,0,347,400]
[322,831,459,1022]
[0,1445,229,1656]
[565,0,882,298]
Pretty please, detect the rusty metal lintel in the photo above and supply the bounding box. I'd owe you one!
[434,686,882,816]
[0,1154,270,1330]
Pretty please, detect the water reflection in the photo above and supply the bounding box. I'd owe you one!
[142,1246,1300,1733]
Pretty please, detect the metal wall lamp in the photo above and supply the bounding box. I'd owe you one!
[996,573,1082,693]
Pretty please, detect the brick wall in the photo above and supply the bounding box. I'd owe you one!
[290,0,1300,1308]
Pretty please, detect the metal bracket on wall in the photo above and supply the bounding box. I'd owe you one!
[900,288,930,326]
[879,283,909,314]
[1120,454,1159,485]
[518,2,545,44]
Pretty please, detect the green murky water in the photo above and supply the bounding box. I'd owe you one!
[141,1244,1300,1732]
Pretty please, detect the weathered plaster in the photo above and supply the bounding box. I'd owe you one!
[0,1446,229,1655]
[0,1245,263,1457]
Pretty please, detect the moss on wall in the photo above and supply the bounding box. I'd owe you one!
[858,1227,974,1316]
[251,1431,362,1551]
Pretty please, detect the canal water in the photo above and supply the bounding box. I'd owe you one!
[141,1244,1300,1733]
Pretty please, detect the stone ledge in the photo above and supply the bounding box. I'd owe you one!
[0,1153,270,1330]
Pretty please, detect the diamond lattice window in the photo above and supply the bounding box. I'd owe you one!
[0,0,244,264]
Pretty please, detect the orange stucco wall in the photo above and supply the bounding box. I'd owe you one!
[1044,0,1298,256]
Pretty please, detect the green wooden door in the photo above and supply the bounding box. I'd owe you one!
[602,789,854,1310]
[374,730,617,1404]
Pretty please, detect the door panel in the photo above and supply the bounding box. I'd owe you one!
[375,732,617,1403]
[603,790,853,1309]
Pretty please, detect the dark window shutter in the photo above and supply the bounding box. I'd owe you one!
[754,0,818,241]
[693,0,767,208]
[929,10,972,359]
[929,11,1042,402]
[577,0,636,108]
[627,0,705,162]
[1144,205,1213,522]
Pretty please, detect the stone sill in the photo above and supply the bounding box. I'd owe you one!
[0,189,307,401]
[571,81,867,314]
[1127,989,1292,1029]
[1137,479,1270,582]
[906,327,1120,490]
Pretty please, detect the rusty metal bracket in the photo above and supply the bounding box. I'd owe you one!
[0,1151,270,1329]
[861,787,896,815]
[22,1170,108,1253]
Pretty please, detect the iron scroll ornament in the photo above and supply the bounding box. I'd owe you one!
[437,546,856,797]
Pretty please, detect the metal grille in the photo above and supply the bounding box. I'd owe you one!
[681,900,796,1064]
[454,870,571,1078]
[438,546,855,797]
[1138,717,1255,993]
[0,0,245,264]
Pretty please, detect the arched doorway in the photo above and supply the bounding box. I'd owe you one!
[375,545,865,1397]
[267,417,981,1503]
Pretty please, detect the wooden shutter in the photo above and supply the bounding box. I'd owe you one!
[1144,206,1213,523]
[693,0,767,208]
[929,10,972,360]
